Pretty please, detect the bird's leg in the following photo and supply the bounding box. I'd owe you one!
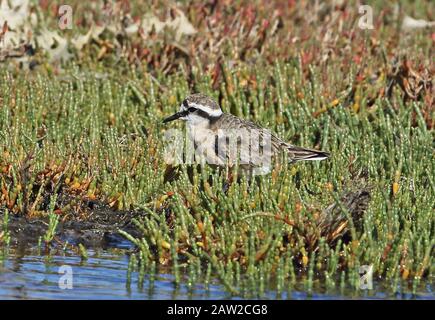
[222,163,234,194]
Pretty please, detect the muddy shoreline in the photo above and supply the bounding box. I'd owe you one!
[1,186,372,252]
[0,204,149,249]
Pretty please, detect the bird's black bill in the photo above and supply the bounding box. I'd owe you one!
[162,110,188,123]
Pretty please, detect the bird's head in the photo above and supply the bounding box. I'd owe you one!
[162,93,223,125]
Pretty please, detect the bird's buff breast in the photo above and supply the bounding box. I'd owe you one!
[186,125,224,166]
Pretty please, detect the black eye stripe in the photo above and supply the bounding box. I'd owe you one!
[197,109,215,118]
[188,107,197,112]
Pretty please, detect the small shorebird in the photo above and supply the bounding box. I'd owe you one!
[163,93,329,176]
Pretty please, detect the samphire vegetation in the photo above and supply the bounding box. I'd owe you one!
[0,0,433,297]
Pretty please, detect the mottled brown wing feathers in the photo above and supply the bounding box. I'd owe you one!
[212,113,330,163]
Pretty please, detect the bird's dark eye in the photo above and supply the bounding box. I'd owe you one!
[188,107,197,113]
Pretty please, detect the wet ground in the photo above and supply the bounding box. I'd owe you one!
[0,201,433,300]
[2,204,148,249]
[2,185,372,250]
[0,249,433,300]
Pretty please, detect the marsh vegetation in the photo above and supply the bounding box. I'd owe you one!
[0,0,433,298]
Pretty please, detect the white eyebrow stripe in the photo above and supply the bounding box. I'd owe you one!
[189,102,223,117]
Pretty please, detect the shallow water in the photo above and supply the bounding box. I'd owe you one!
[0,249,433,300]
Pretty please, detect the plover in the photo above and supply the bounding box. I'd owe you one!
[163,93,329,176]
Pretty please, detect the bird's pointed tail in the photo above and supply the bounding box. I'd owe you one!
[286,145,330,161]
